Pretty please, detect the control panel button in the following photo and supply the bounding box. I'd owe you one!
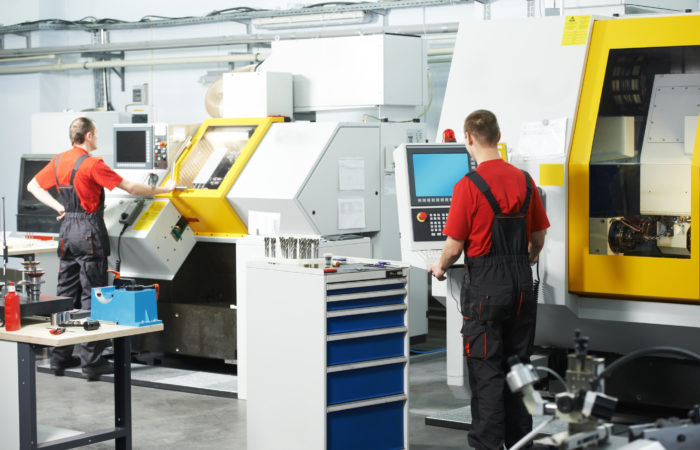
[416,211,428,222]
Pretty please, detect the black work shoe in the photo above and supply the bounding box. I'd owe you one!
[82,361,113,381]
[50,356,81,377]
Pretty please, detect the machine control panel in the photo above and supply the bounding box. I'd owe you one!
[411,207,449,241]
[114,123,169,170]
[153,129,168,170]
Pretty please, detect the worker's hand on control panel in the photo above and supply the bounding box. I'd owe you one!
[428,261,446,281]
[162,179,177,192]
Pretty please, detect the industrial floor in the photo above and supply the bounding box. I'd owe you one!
[35,311,471,449]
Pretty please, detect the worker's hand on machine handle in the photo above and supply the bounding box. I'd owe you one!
[162,179,177,192]
[428,262,446,281]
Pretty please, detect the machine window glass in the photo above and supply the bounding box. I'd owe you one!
[177,125,255,190]
[589,46,699,258]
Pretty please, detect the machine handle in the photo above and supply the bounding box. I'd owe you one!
[107,270,121,279]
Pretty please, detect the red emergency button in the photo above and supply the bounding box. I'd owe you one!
[416,211,428,222]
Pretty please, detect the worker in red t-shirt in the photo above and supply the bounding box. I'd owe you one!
[27,117,176,381]
[429,110,549,450]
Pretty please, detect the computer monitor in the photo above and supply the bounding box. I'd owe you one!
[17,154,60,233]
[113,124,155,170]
[406,146,474,207]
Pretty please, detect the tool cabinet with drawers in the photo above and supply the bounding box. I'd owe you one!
[247,259,409,450]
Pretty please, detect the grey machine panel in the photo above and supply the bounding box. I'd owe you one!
[297,125,381,235]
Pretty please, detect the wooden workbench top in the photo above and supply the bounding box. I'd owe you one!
[6,237,58,257]
[0,318,163,346]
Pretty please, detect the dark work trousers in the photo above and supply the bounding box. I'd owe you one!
[50,154,111,369]
[460,170,537,450]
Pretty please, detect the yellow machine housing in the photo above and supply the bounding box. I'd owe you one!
[162,117,284,237]
[568,15,700,303]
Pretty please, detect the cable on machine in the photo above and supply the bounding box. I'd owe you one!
[591,346,700,390]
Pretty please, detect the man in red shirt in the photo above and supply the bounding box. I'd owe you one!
[429,110,549,449]
[28,117,176,380]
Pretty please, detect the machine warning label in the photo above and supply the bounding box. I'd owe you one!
[133,201,166,231]
[561,15,591,46]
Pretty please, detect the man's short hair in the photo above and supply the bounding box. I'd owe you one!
[463,110,500,147]
[69,117,96,145]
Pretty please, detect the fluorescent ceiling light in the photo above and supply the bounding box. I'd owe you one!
[252,11,372,30]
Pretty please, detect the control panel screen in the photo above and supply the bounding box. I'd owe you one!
[113,124,166,170]
[412,153,470,198]
[116,130,148,164]
[407,144,473,207]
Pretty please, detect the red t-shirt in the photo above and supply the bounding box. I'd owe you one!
[34,147,123,214]
[443,158,550,258]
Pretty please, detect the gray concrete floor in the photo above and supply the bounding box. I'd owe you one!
[35,316,471,449]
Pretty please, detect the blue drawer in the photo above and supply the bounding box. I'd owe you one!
[327,310,404,334]
[327,294,405,311]
[327,332,404,366]
[327,363,404,405]
[327,283,405,296]
[327,400,404,450]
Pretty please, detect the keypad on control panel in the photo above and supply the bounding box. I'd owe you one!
[428,212,448,237]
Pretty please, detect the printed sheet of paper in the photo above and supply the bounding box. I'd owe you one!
[516,118,567,159]
[338,159,365,191]
[338,197,365,230]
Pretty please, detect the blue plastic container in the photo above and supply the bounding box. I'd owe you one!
[327,332,404,366]
[90,285,162,327]
[327,400,404,450]
[327,310,404,334]
[327,363,405,405]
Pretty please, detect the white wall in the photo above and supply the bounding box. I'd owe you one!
[0,0,693,230]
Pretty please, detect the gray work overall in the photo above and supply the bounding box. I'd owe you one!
[460,170,536,450]
[50,154,110,369]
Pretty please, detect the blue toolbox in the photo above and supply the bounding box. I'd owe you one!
[90,284,162,327]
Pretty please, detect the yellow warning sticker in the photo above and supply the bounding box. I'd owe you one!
[561,15,591,46]
[539,164,565,186]
[497,143,507,162]
[132,201,166,231]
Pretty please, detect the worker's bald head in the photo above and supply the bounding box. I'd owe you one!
[464,110,500,147]
[69,117,96,145]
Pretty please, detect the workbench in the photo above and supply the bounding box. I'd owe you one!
[0,319,163,449]
[5,235,58,258]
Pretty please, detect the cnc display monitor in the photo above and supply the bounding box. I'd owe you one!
[17,154,60,233]
[406,144,474,207]
[405,143,475,242]
[113,123,169,170]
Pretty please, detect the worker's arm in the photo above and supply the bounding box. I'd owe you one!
[118,179,177,197]
[528,230,545,265]
[27,178,65,221]
[429,236,465,281]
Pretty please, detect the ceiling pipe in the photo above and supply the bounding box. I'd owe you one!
[0,53,263,75]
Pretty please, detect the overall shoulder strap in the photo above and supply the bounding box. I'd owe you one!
[53,154,62,187]
[520,170,533,214]
[69,154,90,186]
[466,171,502,215]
